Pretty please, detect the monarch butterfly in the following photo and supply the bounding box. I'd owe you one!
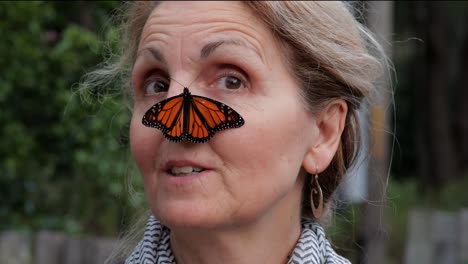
[142,88,245,143]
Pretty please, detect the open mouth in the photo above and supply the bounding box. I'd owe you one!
[168,166,205,177]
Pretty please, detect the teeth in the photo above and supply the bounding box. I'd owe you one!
[171,166,203,176]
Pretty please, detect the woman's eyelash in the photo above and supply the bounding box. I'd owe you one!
[138,66,249,92]
[141,71,170,87]
[217,69,248,85]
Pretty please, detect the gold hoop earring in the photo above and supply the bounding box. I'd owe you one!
[310,167,323,219]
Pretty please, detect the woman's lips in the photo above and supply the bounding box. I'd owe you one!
[170,165,204,176]
[160,159,215,189]
[161,167,214,189]
[164,160,212,177]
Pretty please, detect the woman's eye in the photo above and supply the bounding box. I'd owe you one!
[144,79,169,95]
[217,75,245,90]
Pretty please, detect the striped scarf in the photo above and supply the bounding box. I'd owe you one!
[126,215,351,264]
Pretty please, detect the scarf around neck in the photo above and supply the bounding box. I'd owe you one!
[125,215,351,264]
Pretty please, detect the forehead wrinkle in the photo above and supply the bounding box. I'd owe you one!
[200,39,264,64]
[205,23,269,64]
[139,11,175,47]
[138,3,272,67]
[193,25,268,66]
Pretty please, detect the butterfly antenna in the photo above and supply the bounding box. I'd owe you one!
[170,70,202,89]
[170,77,185,88]
[187,70,203,88]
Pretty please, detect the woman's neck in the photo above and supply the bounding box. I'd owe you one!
[169,192,303,264]
[171,216,301,264]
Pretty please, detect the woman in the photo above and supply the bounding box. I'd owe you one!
[85,1,385,263]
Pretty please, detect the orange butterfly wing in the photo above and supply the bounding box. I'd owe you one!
[186,95,244,143]
[142,94,185,142]
[142,88,244,143]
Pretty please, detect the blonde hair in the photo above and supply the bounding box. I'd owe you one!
[244,1,385,218]
[83,1,387,261]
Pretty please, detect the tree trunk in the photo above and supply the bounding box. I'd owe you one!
[455,16,468,174]
[78,1,96,32]
[426,2,458,184]
[360,2,393,263]
[412,1,431,192]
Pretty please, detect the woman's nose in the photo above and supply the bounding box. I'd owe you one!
[166,86,183,98]
[166,74,199,97]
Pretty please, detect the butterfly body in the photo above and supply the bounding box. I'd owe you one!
[142,88,245,143]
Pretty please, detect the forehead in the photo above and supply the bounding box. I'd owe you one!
[139,1,274,54]
[149,1,254,23]
[143,1,255,30]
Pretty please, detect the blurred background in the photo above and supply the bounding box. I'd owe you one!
[1,1,467,264]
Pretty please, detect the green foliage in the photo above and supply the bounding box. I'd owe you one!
[0,1,144,236]
[327,204,363,263]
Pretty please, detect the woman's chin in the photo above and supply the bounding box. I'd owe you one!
[153,202,225,229]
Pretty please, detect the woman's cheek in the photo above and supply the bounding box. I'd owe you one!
[130,112,156,174]
[216,117,274,173]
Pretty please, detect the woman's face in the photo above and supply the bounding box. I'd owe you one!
[130,1,320,229]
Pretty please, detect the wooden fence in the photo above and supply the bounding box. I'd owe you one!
[3,210,468,264]
[0,230,122,264]
[405,209,468,264]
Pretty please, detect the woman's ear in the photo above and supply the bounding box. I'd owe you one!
[303,100,348,173]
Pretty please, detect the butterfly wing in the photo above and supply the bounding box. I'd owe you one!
[142,94,185,142]
[186,95,245,143]
[142,88,245,144]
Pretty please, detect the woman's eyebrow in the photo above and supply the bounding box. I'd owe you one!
[136,38,264,66]
[136,47,167,67]
[200,39,264,63]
